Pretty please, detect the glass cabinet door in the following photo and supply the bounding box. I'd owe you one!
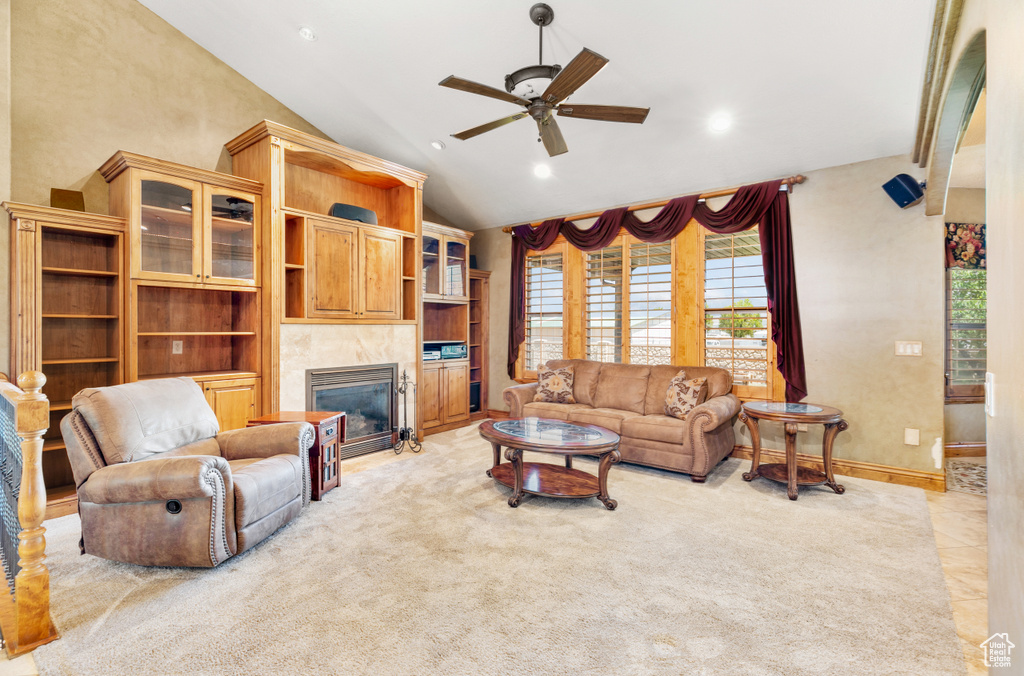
[423,232,442,297]
[445,237,468,299]
[139,179,199,278]
[206,189,256,285]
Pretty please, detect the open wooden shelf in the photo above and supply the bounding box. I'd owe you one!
[42,357,119,365]
[137,331,256,337]
[43,313,118,319]
[41,267,118,277]
[138,369,258,381]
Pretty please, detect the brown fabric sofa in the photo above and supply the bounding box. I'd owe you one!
[60,377,313,567]
[503,360,740,481]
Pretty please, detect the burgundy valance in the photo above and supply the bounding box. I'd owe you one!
[508,180,808,402]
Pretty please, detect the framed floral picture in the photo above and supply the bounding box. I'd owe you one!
[945,222,986,269]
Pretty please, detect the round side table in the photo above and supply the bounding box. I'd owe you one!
[739,401,849,500]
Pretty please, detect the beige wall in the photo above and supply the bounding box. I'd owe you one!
[478,154,947,473]
[0,0,324,377]
[942,187,986,444]
[978,0,1024,647]
[1,0,10,377]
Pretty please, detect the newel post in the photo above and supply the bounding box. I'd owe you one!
[13,371,55,650]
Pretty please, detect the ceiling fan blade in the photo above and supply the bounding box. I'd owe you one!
[439,75,532,107]
[557,104,650,124]
[537,115,568,157]
[541,48,609,104]
[452,112,530,140]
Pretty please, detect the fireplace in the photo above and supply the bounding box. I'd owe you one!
[306,363,398,459]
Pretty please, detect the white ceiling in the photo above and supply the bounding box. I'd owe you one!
[138,0,935,230]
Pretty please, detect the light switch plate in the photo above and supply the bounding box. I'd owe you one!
[904,428,920,445]
[895,341,922,356]
[172,340,183,355]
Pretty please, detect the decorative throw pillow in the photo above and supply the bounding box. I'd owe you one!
[664,371,708,419]
[534,366,576,404]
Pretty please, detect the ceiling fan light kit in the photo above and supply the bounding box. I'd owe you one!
[438,3,650,157]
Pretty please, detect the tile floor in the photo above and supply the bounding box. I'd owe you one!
[0,451,988,675]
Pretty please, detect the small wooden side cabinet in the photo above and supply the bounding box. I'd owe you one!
[247,411,346,501]
[739,401,848,500]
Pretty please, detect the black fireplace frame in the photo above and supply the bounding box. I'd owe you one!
[305,363,398,459]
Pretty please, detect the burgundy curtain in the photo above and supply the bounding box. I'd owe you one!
[508,180,808,402]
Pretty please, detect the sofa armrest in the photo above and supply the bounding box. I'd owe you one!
[78,455,232,505]
[689,393,741,431]
[503,383,539,418]
[216,422,314,461]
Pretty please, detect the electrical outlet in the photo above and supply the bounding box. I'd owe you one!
[904,428,920,446]
[895,341,922,356]
[172,340,183,355]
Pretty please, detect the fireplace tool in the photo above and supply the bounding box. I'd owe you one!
[394,369,422,454]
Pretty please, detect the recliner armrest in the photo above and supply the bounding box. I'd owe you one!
[503,383,539,418]
[216,422,314,461]
[78,455,232,505]
[689,393,741,430]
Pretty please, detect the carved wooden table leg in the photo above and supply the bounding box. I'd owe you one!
[822,420,848,494]
[597,448,622,510]
[740,411,762,482]
[486,442,501,477]
[784,422,800,500]
[505,447,524,507]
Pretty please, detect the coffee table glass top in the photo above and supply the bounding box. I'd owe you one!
[744,402,823,414]
[492,418,617,445]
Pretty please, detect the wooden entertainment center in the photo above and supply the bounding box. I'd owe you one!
[6,120,490,518]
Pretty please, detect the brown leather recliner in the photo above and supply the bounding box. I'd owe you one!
[60,377,313,568]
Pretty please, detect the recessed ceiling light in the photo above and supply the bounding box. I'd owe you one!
[431,140,446,150]
[298,26,317,42]
[709,113,732,133]
[534,164,552,179]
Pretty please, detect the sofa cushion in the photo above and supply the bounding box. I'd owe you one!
[545,359,601,406]
[665,374,708,419]
[72,377,220,465]
[566,408,642,434]
[229,455,303,531]
[534,365,576,403]
[592,363,651,414]
[621,414,689,445]
[646,364,732,414]
[522,402,593,420]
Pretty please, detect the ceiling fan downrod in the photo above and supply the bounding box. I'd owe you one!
[530,3,554,66]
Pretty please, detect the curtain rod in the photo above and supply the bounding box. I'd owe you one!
[501,174,806,234]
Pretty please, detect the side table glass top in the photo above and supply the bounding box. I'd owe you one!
[744,402,823,414]
[492,418,614,444]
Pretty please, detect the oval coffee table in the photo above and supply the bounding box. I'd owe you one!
[478,418,621,509]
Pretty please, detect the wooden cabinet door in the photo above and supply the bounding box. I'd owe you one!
[202,377,259,431]
[131,170,203,283]
[443,236,470,302]
[203,185,259,287]
[309,219,357,318]
[420,364,443,428]
[359,229,401,319]
[443,362,470,423]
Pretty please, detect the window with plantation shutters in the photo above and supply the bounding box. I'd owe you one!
[945,268,986,401]
[703,227,770,395]
[524,248,566,372]
[585,245,624,362]
[628,241,672,365]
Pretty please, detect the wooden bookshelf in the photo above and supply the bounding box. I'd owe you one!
[5,202,126,519]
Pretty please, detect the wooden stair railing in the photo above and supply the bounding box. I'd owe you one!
[0,372,58,656]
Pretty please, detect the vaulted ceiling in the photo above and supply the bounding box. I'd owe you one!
[138,0,935,230]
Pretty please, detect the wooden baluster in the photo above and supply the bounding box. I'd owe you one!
[12,371,57,653]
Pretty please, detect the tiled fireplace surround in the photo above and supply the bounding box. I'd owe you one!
[278,324,418,431]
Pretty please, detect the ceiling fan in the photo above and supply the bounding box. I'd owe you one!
[439,3,650,157]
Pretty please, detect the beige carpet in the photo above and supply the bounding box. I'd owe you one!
[33,423,964,675]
